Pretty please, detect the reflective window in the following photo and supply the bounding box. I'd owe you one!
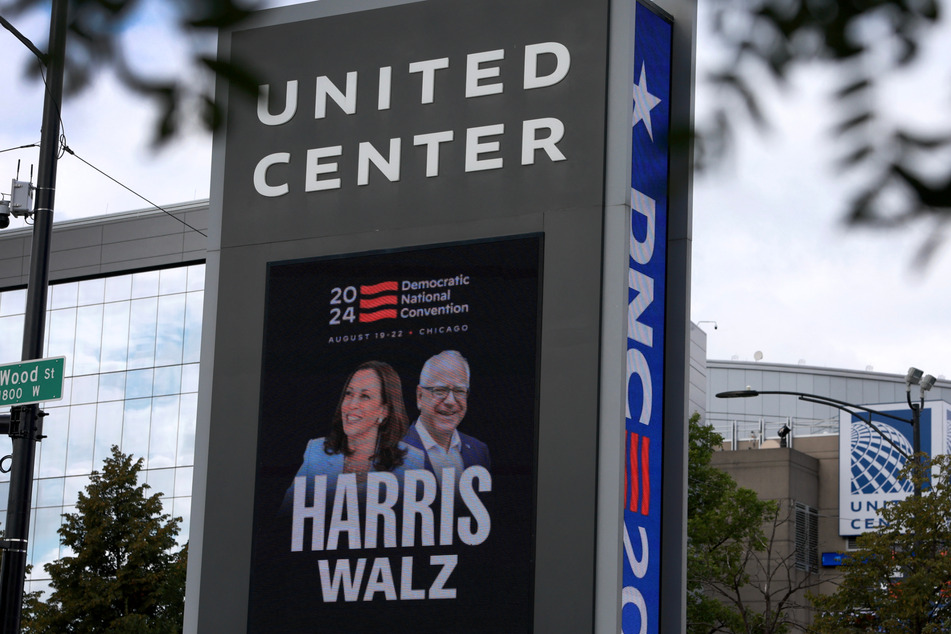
[131,270,160,299]
[73,305,103,375]
[46,308,76,375]
[0,315,24,363]
[159,267,188,296]
[128,298,157,370]
[98,371,126,402]
[183,293,203,364]
[149,395,180,469]
[0,288,26,316]
[126,369,153,399]
[77,278,105,306]
[0,262,203,591]
[71,375,99,405]
[37,415,69,479]
[36,478,64,508]
[104,275,131,303]
[147,468,176,500]
[50,282,78,310]
[122,398,151,461]
[155,295,185,366]
[66,404,96,476]
[153,366,182,397]
[94,401,124,467]
[101,302,130,372]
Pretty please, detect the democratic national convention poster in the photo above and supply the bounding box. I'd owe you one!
[248,235,542,632]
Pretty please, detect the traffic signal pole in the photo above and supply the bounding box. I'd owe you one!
[0,1,67,631]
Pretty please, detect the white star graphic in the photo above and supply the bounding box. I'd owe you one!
[632,62,661,141]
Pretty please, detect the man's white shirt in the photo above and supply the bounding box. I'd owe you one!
[414,419,464,486]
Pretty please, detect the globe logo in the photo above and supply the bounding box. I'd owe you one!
[850,422,914,495]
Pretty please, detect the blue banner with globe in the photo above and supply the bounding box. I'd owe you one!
[839,401,950,535]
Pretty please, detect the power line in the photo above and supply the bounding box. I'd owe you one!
[61,145,208,238]
[0,143,40,154]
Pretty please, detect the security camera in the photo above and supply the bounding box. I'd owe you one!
[0,200,10,229]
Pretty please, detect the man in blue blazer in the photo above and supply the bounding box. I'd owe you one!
[403,350,490,484]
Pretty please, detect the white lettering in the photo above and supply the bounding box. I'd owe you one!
[466,49,504,97]
[414,131,454,177]
[318,558,366,602]
[623,524,649,579]
[378,66,392,110]
[521,117,566,165]
[457,466,491,545]
[364,472,399,548]
[253,153,290,197]
[524,42,571,89]
[305,146,343,192]
[400,556,426,600]
[628,269,654,347]
[465,124,504,172]
[409,58,450,104]
[401,469,437,547]
[626,348,652,425]
[357,139,401,185]
[630,188,656,264]
[621,586,648,634]
[429,554,458,599]
[291,475,325,552]
[257,81,298,125]
[326,474,361,550]
[440,468,455,546]
[363,558,397,601]
[316,72,357,118]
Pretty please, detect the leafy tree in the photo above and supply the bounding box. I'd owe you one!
[21,446,186,634]
[700,0,949,263]
[809,453,951,634]
[688,414,820,633]
[687,413,774,632]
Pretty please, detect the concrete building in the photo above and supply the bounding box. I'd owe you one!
[701,358,951,626]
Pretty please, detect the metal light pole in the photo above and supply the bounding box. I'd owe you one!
[716,366,935,498]
[0,1,68,631]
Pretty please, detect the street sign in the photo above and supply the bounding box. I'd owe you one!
[0,356,66,407]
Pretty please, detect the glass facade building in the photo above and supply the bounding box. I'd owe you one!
[0,263,203,595]
[0,203,207,597]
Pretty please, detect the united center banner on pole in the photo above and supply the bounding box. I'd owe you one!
[248,235,542,632]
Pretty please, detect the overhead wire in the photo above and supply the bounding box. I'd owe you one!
[61,146,208,238]
[3,11,208,239]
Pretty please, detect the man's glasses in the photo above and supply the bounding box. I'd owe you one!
[420,386,469,400]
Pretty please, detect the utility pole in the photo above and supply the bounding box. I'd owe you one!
[0,1,68,631]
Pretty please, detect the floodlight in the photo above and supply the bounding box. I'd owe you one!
[905,367,923,386]
[921,374,937,392]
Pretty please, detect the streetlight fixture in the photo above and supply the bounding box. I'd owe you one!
[717,365,935,497]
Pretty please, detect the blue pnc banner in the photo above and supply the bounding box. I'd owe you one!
[623,3,672,633]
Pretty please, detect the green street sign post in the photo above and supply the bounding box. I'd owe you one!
[0,356,65,407]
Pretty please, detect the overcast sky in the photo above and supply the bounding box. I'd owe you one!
[1,0,949,380]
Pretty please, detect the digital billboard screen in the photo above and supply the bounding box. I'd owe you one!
[248,235,542,632]
[622,3,672,633]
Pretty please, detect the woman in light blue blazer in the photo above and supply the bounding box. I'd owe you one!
[282,360,425,511]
